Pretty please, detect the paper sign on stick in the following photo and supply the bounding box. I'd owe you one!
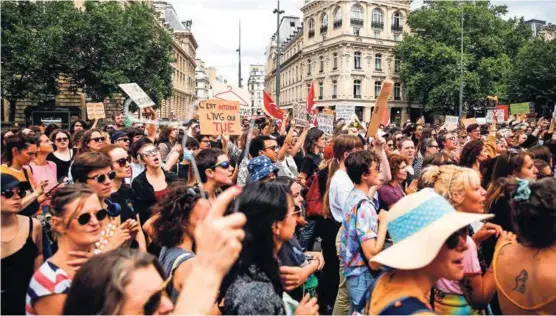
[317,114,334,135]
[510,102,530,115]
[486,110,504,123]
[292,102,308,127]
[336,104,355,121]
[461,118,477,128]
[476,118,487,125]
[119,83,155,109]
[86,102,106,120]
[443,115,459,131]
[198,99,241,135]
[367,79,393,138]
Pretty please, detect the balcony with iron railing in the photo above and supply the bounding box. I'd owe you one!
[333,19,342,29]
[318,95,323,100]
[371,21,384,29]
[308,30,315,38]
[320,25,328,34]
[350,18,363,26]
[354,94,362,99]
[392,24,403,32]
[332,94,337,99]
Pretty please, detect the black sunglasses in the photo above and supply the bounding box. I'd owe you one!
[86,171,116,183]
[446,227,468,249]
[116,137,130,143]
[1,188,27,199]
[77,209,108,226]
[90,137,106,143]
[143,277,172,315]
[56,137,69,142]
[114,157,131,167]
[211,161,231,170]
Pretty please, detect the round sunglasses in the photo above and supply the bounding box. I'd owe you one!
[1,188,27,199]
[113,157,131,167]
[76,209,108,226]
[86,171,116,183]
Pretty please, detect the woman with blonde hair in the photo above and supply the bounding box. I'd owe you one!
[420,165,505,314]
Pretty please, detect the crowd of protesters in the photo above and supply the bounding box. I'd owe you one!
[1,108,555,315]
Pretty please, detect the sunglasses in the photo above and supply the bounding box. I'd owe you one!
[446,227,467,249]
[56,137,69,142]
[76,209,108,226]
[90,137,106,143]
[141,148,160,157]
[86,171,116,183]
[143,276,172,315]
[116,137,130,143]
[264,145,279,151]
[1,188,27,199]
[211,161,231,170]
[114,157,131,167]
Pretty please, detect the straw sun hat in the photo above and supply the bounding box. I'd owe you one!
[371,189,493,270]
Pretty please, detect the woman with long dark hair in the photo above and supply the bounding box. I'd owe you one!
[298,128,326,187]
[47,129,75,180]
[79,128,105,155]
[459,139,490,179]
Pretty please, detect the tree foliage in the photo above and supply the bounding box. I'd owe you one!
[396,1,531,115]
[1,1,173,121]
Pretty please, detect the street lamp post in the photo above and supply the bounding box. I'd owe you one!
[273,0,284,107]
[459,3,464,119]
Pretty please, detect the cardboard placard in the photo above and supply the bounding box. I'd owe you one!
[86,102,105,120]
[486,110,505,123]
[443,115,459,131]
[476,117,487,125]
[317,114,334,135]
[119,83,155,109]
[336,104,355,121]
[198,99,241,135]
[292,102,308,127]
[367,80,393,138]
[461,118,477,128]
[510,102,530,115]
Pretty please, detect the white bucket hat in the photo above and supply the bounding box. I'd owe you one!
[371,189,493,270]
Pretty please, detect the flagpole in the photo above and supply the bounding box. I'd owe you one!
[273,0,284,108]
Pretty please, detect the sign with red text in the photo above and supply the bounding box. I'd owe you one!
[198,99,241,135]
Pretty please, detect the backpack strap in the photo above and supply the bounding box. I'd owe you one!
[170,252,194,276]
[354,199,370,263]
[378,296,431,315]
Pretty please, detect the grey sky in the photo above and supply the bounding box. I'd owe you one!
[169,0,555,87]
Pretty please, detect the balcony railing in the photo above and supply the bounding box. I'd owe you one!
[392,24,403,32]
[350,18,364,26]
[371,21,384,29]
[332,94,337,99]
[318,95,323,100]
[333,19,342,29]
[354,94,362,99]
[320,25,328,34]
[394,95,401,101]
[308,30,315,38]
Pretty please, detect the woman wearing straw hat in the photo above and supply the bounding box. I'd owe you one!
[366,189,512,314]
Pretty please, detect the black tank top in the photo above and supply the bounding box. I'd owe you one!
[1,217,38,315]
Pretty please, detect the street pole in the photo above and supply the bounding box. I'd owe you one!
[459,3,464,119]
[237,20,242,88]
[273,0,284,107]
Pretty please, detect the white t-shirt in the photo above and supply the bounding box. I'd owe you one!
[328,169,354,222]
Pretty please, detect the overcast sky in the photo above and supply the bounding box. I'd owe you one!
[169,0,555,87]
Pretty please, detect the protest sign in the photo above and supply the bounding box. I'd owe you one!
[119,83,155,109]
[510,102,530,115]
[198,99,241,135]
[443,115,459,131]
[292,102,308,127]
[476,117,486,125]
[486,110,504,123]
[336,104,355,122]
[86,102,105,120]
[461,118,477,128]
[368,79,393,138]
[317,114,334,135]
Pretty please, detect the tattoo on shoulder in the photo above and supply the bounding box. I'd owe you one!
[512,270,528,294]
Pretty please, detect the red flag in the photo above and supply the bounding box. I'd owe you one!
[306,82,318,126]
[263,91,284,120]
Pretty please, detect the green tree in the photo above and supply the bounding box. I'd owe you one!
[396,1,531,115]
[509,38,556,115]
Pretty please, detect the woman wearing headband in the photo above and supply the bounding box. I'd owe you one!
[26,184,102,315]
[493,178,556,313]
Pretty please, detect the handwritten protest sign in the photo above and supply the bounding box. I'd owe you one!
[461,118,477,128]
[368,80,393,138]
[443,115,459,131]
[486,110,504,123]
[198,99,241,135]
[317,114,334,135]
[119,83,155,109]
[336,104,355,122]
[86,102,105,120]
[292,102,308,127]
[510,102,530,115]
[476,118,486,125]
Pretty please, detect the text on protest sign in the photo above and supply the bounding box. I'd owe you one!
[336,104,355,121]
[486,110,505,123]
[119,83,155,109]
[443,115,459,131]
[510,102,530,115]
[317,114,334,135]
[198,99,241,135]
[292,102,308,127]
[476,117,487,125]
[86,102,106,120]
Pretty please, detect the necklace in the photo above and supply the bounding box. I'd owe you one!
[1,217,20,244]
[95,219,117,251]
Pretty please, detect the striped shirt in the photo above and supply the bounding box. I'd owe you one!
[25,261,71,315]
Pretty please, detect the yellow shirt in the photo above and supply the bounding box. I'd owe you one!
[1,164,29,183]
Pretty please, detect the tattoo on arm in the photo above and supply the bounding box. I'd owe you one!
[512,270,528,294]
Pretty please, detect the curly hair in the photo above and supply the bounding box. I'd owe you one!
[151,182,201,248]
[388,153,409,179]
[459,139,484,168]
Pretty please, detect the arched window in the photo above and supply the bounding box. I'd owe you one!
[354,51,362,69]
[350,4,363,26]
[333,7,342,29]
[372,8,383,29]
[375,53,382,71]
[321,14,328,34]
[353,80,362,98]
[308,18,315,38]
[392,12,403,31]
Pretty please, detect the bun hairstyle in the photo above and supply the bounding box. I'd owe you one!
[504,177,556,248]
[420,165,480,203]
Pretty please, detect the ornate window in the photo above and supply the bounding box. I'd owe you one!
[333,7,342,29]
[319,82,324,100]
[354,51,362,70]
[332,80,338,98]
[350,4,363,26]
[354,80,362,98]
[320,14,328,34]
[375,53,382,71]
[372,9,384,29]
[392,12,403,32]
[308,18,315,38]
[394,82,401,100]
[375,81,382,98]
[319,56,324,73]
[333,53,338,70]
[307,59,312,75]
